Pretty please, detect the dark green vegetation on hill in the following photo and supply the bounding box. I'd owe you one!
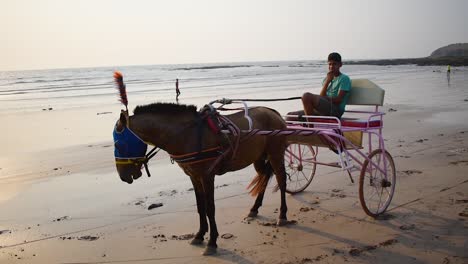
[347,43,468,66]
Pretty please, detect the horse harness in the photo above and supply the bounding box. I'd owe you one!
[169,106,242,174]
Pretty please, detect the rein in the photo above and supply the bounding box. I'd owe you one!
[142,146,162,176]
[209,97,301,105]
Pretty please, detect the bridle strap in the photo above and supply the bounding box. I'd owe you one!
[114,146,161,177]
[115,158,146,165]
[143,147,161,177]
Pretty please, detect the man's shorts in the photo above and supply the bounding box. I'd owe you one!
[315,97,343,118]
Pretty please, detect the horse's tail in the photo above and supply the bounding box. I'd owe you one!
[247,160,274,196]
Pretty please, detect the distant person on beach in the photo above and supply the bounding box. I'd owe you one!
[446,65,451,86]
[300,52,351,119]
[175,78,181,100]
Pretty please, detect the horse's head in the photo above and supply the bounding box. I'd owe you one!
[113,110,148,184]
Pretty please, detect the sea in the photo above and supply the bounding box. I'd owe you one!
[1,61,467,115]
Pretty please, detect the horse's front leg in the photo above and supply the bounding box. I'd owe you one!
[190,177,208,245]
[202,175,219,255]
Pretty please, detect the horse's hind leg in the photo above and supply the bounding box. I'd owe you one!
[189,177,208,245]
[268,152,289,226]
[248,159,271,217]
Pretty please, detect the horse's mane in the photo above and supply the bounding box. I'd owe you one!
[133,102,198,116]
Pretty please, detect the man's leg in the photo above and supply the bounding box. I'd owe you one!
[301,92,322,115]
[285,110,305,122]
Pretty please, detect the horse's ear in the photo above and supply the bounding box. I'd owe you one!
[119,110,128,127]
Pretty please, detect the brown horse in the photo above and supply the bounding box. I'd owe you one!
[113,103,288,255]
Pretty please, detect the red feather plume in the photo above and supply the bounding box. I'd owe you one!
[113,71,128,110]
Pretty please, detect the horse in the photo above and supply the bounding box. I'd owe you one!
[113,102,288,255]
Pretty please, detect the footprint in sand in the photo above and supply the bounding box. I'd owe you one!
[0,230,11,235]
[153,234,167,242]
[375,214,396,220]
[399,224,416,231]
[458,212,468,217]
[299,207,314,212]
[221,233,235,239]
[395,155,411,158]
[59,235,99,241]
[170,233,195,240]
[53,216,70,222]
[415,139,429,143]
[449,160,468,166]
[349,239,398,256]
[330,189,346,198]
[331,193,346,198]
[77,235,99,241]
[258,220,297,227]
[148,203,163,210]
[400,170,422,175]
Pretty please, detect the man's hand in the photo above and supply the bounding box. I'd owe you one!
[325,71,334,83]
[320,72,334,96]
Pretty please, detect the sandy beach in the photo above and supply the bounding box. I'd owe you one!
[1,66,468,264]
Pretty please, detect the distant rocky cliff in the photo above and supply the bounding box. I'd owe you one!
[430,43,468,57]
[347,43,468,66]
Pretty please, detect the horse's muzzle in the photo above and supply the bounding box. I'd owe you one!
[115,159,144,184]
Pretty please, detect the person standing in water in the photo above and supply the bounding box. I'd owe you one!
[175,78,181,101]
[446,65,451,86]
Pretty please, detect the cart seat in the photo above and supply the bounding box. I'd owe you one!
[307,79,385,128]
[308,118,382,128]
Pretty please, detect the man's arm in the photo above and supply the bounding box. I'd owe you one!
[320,72,334,96]
[329,90,348,104]
[328,75,351,104]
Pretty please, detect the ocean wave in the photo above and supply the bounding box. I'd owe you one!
[170,65,253,71]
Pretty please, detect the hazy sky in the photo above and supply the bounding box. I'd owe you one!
[1,0,467,71]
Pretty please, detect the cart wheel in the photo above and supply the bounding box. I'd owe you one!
[284,143,317,194]
[359,149,396,217]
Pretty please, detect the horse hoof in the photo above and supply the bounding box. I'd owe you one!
[202,246,217,256]
[247,210,258,218]
[277,218,288,226]
[190,238,204,245]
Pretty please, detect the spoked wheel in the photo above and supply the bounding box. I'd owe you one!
[284,143,317,194]
[359,149,396,217]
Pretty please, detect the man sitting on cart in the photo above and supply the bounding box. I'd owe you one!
[302,52,351,119]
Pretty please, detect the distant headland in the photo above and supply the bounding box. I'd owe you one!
[347,43,468,66]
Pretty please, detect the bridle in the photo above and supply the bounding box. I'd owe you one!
[114,146,161,177]
[113,110,207,177]
[114,122,161,177]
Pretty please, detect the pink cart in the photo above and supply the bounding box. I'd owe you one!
[283,79,395,217]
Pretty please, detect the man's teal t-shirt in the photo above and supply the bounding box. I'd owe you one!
[323,73,352,113]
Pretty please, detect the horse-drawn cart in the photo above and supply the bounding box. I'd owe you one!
[208,79,396,218]
[283,79,395,217]
[113,74,395,254]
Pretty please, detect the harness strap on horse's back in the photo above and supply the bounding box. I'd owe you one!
[170,146,223,165]
[205,114,242,174]
[167,107,243,173]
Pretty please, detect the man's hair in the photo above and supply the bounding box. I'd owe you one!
[328,52,342,63]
